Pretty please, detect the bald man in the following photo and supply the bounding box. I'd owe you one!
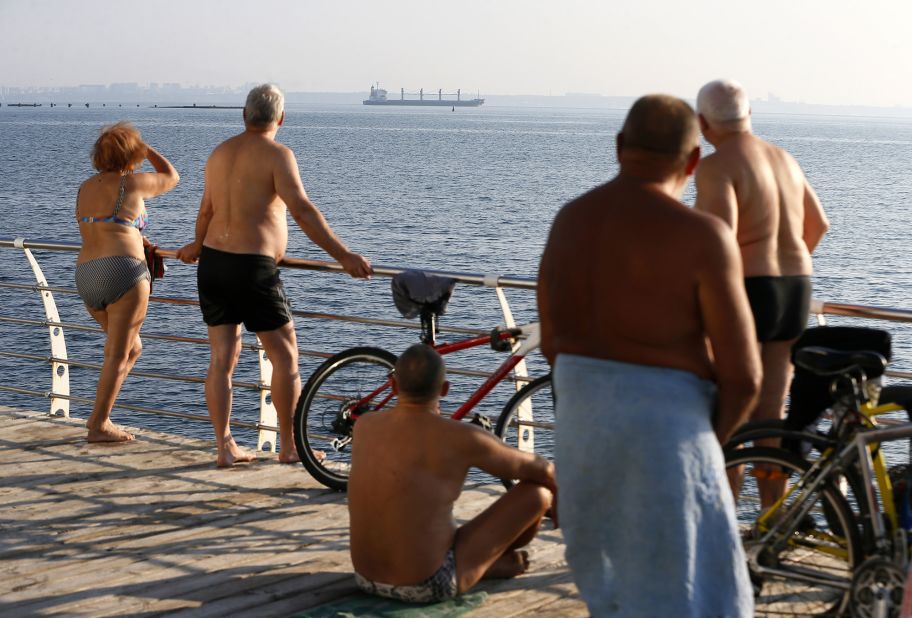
[348,344,555,604]
[695,79,829,504]
[539,95,760,616]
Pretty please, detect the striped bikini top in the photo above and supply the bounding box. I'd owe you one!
[77,174,147,231]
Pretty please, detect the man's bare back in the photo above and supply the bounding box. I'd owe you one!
[179,98,371,274]
[541,178,744,381]
[695,132,826,277]
[349,410,475,583]
[201,132,294,260]
[348,344,554,600]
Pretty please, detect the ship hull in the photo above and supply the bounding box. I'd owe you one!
[363,99,484,107]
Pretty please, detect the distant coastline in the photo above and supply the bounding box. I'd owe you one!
[2,84,911,119]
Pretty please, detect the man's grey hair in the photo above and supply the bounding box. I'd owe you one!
[245,83,284,127]
[696,79,750,129]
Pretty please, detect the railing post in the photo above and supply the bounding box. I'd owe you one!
[255,336,278,452]
[17,240,70,417]
[484,275,529,389]
[485,274,534,452]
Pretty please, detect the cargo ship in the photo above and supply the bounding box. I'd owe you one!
[363,84,484,107]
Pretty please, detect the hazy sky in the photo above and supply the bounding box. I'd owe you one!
[2,0,911,107]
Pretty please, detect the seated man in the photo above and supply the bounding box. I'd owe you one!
[348,344,556,603]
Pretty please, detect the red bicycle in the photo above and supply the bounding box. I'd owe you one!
[292,271,553,491]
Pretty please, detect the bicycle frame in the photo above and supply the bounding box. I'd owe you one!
[348,322,541,423]
[816,397,908,533]
[856,399,908,531]
[752,421,912,587]
[852,422,912,558]
[738,395,909,533]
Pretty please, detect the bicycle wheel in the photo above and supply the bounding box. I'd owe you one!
[293,347,397,491]
[494,374,553,488]
[726,446,861,616]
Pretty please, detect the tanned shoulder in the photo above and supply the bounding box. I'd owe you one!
[689,205,732,237]
[690,210,741,273]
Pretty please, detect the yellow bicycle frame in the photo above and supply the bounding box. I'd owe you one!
[860,400,908,531]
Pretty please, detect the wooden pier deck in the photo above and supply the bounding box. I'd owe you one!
[0,407,584,617]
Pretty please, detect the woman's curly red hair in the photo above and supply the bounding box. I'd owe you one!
[91,122,147,173]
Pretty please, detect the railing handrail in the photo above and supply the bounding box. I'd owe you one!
[7,236,912,324]
[0,236,537,290]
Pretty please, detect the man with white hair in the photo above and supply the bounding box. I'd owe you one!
[178,83,372,467]
[695,79,829,503]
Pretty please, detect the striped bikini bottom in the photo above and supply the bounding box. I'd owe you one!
[75,256,150,310]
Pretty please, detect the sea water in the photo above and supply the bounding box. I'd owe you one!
[1,104,912,455]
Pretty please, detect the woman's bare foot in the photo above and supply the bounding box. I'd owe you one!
[86,421,135,443]
[482,550,530,580]
[217,437,257,468]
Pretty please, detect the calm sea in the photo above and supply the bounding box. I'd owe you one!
[1,103,912,455]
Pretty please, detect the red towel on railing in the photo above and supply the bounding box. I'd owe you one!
[143,242,166,281]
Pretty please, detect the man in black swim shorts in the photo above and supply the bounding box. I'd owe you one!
[695,79,829,505]
[178,84,372,468]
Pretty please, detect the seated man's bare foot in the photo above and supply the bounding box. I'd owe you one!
[217,438,257,468]
[482,550,530,580]
[87,421,135,443]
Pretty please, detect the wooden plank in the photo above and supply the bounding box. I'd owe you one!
[16,560,355,617]
[0,492,350,598]
[469,566,581,617]
[521,594,590,617]
[2,513,352,610]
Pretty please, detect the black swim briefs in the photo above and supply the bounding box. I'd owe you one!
[197,246,293,332]
[744,275,812,342]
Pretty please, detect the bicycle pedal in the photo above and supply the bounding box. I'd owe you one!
[469,413,493,432]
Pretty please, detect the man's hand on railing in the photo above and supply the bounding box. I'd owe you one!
[176,242,202,264]
[340,251,373,279]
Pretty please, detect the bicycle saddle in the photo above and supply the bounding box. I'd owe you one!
[391,270,457,319]
[794,346,887,378]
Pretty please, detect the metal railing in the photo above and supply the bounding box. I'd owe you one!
[0,236,538,451]
[4,236,912,450]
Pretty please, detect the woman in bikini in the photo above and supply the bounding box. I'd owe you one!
[75,122,180,442]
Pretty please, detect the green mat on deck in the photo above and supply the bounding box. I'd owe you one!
[295,591,488,617]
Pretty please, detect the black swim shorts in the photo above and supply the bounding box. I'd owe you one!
[197,246,293,332]
[744,275,812,342]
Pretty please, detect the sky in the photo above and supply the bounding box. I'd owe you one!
[2,0,911,107]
